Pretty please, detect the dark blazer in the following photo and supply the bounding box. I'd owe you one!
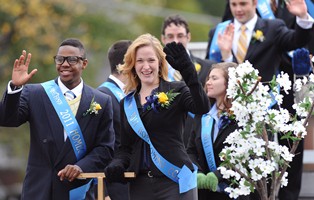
[190,53,215,87]
[181,54,215,148]
[0,79,115,200]
[98,78,130,200]
[115,79,209,178]
[98,78,122,150]
[206,17,312,82]
[186,114,238,200]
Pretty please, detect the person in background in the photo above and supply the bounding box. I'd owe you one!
[161,14,215,85]
[161,14,215,147]
[0,38,115,200]
[98,40,132,200]
[104,33,210,200]
[187,62,249,200]
[206,0,313,199]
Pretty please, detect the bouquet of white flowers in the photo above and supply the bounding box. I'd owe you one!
[218,61,314,200]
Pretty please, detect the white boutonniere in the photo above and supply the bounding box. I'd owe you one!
[83,97,102,116]
[252,30,265,43]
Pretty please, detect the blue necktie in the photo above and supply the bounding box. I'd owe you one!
[64,90,76,101]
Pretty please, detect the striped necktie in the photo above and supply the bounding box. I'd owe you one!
[236,25,248,64]
[64,90,76,101]
[173,70,182,81]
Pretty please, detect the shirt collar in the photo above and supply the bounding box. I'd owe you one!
[58,77,83,97]
[109,74,125,90]
[234,14,258,33]
[209,103,219,121]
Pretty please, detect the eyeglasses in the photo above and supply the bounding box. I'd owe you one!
[164,34,188,40]
[54,55,85,65]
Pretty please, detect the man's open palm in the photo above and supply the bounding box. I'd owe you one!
[12,50,37,86]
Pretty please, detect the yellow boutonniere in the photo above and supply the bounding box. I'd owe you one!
[83,97,102,116]
[194,63,201,73]
[252,30,265,43]
[143,89,180,113]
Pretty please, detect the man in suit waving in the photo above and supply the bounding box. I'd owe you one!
[0,38,115,200]
[206,0,313,82]
[205,0,313,199]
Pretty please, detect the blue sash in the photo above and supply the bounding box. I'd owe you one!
[69,180,93,200]
[209,20,231,62]
[41,80,90,200]
[124,93,197,193]
[305,0,314,17]
[99,81,125,102]
[201,114,217,171]
[256,0,275,19]
[41,80,87,160]
[167,64,176,82]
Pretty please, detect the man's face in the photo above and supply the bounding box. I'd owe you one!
[55,45,87,90]
[161,23,191,48]
[230,0,257,24]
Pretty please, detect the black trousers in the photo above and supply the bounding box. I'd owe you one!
[129,173,197,200]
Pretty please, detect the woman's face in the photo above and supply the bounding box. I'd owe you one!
[135,45,160,87]
[205,68,227,100]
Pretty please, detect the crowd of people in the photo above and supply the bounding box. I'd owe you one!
[0,0,313,199]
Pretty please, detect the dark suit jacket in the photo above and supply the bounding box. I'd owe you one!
[181,54,215,148]
[0,79,115,200]
[98,78,122,151]
[98,78,130,200]
[206,17,312,82]
[186,115,238,200]
[190,53,215,87]
[115,79,209,178]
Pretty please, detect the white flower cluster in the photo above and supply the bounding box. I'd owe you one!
[219,61,311,199]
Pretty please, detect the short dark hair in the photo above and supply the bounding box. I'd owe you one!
[108,40,132,74]
[59,38,86,58]
[161,14,190,35]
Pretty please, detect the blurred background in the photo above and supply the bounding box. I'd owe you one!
[0,0,224,198]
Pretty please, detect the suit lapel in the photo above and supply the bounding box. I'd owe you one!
[42,79,65,152]
[54,84,94,166]
[245,18,266,61]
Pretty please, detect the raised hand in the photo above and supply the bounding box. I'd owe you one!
[12,50,37,86]
[286,0,308,19]
[218,23,234,61]
[292,48,312,76]
[163,42,193,72]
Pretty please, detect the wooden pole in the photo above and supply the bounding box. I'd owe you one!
[77,172,135,200]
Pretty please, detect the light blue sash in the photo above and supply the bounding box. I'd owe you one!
[201,114,217,171]
[41,80,87,160]
[124,93,197,193]
[256,0,275,19]
[69,180,93,200]
[167,64,176,82]
[305,0,314,17]
[42,80,90,200]
[99,81,125,102]
[209,20,231,62]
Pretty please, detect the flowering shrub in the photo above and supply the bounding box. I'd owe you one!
[143,89,180,113]
[218,61,314,200]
